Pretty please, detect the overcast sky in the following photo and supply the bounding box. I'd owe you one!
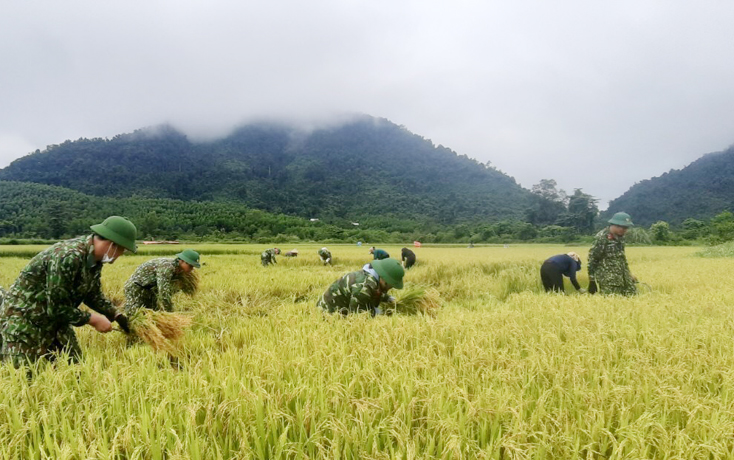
[1,1,733,208]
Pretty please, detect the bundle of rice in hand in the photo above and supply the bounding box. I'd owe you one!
[127,309,192,356]
[173,269,200,296]
[390,285,442,317]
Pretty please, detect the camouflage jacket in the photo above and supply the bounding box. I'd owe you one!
[261,249,278,263]
[124,258,179,311]
[318,249,331,259]
[588,227,634,291]
[1,235,117,329]
[318,269,390,314]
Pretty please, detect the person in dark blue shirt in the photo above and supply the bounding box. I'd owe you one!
[540,252,585,293]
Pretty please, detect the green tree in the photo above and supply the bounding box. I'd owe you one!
[680,218,708,240]
[710,210,734,243]
[650,221,670,243]
[557,189,598,234]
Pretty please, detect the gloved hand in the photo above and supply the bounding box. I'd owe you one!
[115,313,131,333]
[387,296,396,303]
[373,307,384,316]
[578,288,587,294]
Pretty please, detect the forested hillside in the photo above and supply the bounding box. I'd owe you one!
[605,146,734,226]
[0,181,557,243]
[0,116,531,224]
[0,181,344,242]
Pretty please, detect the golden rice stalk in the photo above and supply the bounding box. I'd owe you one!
[128,309,175,355]
[151,311,192,341]
[128,309,192,356]
[173,270,200,296]
[392,285,442,317]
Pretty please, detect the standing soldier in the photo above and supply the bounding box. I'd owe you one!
[124,249,201,315]
[318,247,332,265]
[369,247,390,260]
[317,258,404,316]
[588,212,637,296]
[261,248,280,267]
[401,247,416,269]
[0,216,137,368]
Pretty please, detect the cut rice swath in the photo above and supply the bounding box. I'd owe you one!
[391,285,442,316]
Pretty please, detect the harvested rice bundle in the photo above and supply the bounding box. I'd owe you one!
[391,285,442,316]
[128,309,192,355]
[173,269,200,296]
[152,311,192,341]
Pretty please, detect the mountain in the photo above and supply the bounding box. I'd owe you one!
[0,116,531,225]
[604,146,734,227]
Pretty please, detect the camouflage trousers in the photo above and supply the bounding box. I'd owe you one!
[124,283,161,315]
[0,315,82,368]
[261,253,274,266]
[590,280,637,296]
[316,295,376,316]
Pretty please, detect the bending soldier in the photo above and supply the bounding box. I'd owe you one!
[318,247,332,265]
[588,212,637,295]
[261,248,280,267]
[317,258,404,316]
[0,216,137,368]
[124,249,201,315]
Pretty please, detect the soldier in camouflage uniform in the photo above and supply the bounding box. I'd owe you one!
[0,216,137,368]
[318,247,332,265]
[124,249,200,314]
[588,212,637,296]
[317,258,404,316]
[261,248,280,267]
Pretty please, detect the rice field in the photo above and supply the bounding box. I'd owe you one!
[1,243,734,459]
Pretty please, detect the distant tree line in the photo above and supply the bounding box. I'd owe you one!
[3,180,732,246]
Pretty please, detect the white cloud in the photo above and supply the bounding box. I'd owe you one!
[1,0,733,208]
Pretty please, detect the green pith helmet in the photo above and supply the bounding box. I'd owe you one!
[608,212,634,227]
[371,258,405,289]
[176,249,201,268]
[90,216,138,253]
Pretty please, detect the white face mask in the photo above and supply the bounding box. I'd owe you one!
[101,243,118,264]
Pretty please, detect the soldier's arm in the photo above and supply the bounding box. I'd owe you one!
[156,263,176,312]
[46,254,91,326]
[84,270,118,321]
[587,238,604,279]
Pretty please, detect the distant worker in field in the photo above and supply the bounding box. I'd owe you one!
[124,249,201,315]
[284,249,299,257]
[401,247,416,269]
[369,247,389,260]
[317,258,404,316]
[588,212,637,296]
[0,216,137,368]
[261,248,280,267]
[540,252,585,293]
[318,247,332,265]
